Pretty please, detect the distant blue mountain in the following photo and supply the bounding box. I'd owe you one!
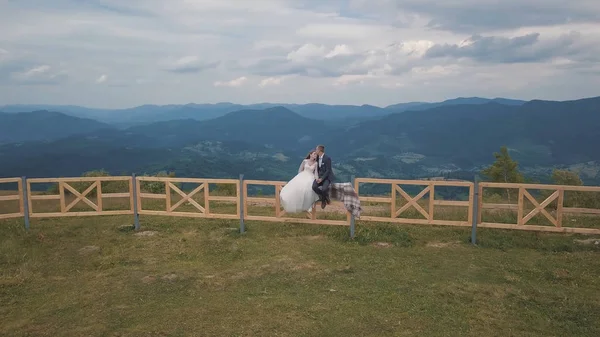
[0,96,526,126]
[384,97,525,112]
[0,110,112,143]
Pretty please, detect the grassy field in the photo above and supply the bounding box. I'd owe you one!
[1,184,600,336]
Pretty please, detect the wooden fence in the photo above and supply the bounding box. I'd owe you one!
[136,176,240,220]
[478,182,600,234]
[355,178,474,227]
[1,176,600,235]
[0,178,24,220]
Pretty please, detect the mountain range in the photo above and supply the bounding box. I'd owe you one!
[1,96,599,186]
[0,97,526,127]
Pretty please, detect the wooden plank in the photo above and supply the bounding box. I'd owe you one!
[467,184,474,225]
[208,196,238,202]
[245,215,348,226]
[0,213,23,220]
[480,182,600,192]
[129,177,134,212]
[102,193,130,198]
[138,210,238,219]
[355,178,473,187]
[478,222,600,235]
[235,180,240,217]
[359,216,468,227]
[246,197,275,203]
[139,193,167,199]
[562,207,600,215]
[433,200,470,207]
[204,182,210,214]
[477,184,483,224]
[481,203,518,210]
[96,179,103,213]
[390,183,396,220]
[0,195,20,201]
[135,177,142,212]
[27,176,130,183]
[275,184,282,217]
[243,180,287,186]
[30,210,133,218]
[30,194,61,200]
[18,179,24,214]
[165,182,172,213]
[243,181,249,219]
[556,188,564,228]
[26,180,32,216]
[361,197,392,203]
[59,181,66,213]
[517,187,524,225]
[428,183,434,224]
[136,177,238,184]
[0,178,21,184]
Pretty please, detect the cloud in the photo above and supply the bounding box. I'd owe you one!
[258,76,285,87]
[8,64,68,85]
[425,31,592,64]
[165,56,220,73]
[214,76,247,87]
[0,0,599,107]
[348,0,600,33]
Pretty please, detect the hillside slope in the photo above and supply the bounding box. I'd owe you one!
[0,110,113,143]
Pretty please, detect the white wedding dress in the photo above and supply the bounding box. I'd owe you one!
[280,159,320,213]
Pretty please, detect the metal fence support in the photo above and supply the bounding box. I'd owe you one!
[239,174,245,234]
[471,176,480,245]
[22,176,30,231]
[350,175,356,239]
[132,173,140,230]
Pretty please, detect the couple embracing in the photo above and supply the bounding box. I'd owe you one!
[280,144,335,213]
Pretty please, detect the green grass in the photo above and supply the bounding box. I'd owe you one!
[1,207,600,336]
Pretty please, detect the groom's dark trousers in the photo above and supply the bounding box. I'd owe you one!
[312,154,335,204]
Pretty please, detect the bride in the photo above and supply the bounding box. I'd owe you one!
[280,150,320,213]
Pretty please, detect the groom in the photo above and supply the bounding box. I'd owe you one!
[312,144,335,209]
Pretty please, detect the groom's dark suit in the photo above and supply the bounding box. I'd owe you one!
[312,153,335,208]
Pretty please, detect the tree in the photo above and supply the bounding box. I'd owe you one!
[551,169,583,186]
[481,146,524,202]
[549,169,588,208]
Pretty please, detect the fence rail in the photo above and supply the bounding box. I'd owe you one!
[355,178,474,227]
[136,176,239,220]
[26,176,134,218]
[0,177,24,220]
[478,182,600,234]
[1,176,600,235]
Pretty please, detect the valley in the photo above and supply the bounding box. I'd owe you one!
[1,96,599,185]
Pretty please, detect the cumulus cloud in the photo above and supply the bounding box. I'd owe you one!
[349,0,600,33]
[9,64,68,85]
[165,56,219,73]
[259,76,284,87]
[214,76,247,87]
[425,31,594,64]
[0,0,599,107]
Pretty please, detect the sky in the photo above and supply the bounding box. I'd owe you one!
[1,0,599,108]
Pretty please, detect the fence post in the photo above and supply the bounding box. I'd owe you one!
[471,176,480,245]
[22,176,30,231]
[350,175,356,239]
[132,173,140,231]
[239,174,245,234]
